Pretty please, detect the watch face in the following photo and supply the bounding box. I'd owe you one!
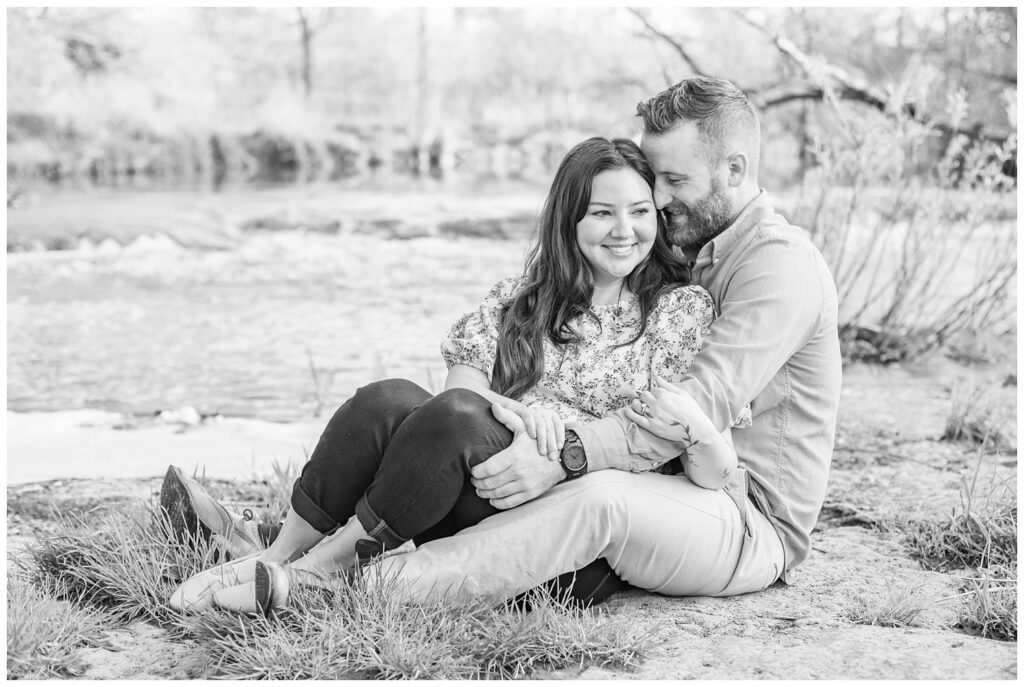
[563,445,587,472]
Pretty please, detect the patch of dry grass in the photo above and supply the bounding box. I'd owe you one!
[23,504,220,628]
[901,457,1016,641]
[902,478,1016,572]
[183,570,651,680]
[24,496,653,678]
[941,380,1013,451]
[845,583,934,628]
[6,574,111,679]
[955,563,1017,641]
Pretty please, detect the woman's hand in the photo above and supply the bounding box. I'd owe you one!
[625,376,737,490]
[445,367,564,460]
[624,376,715,446]
[504,402,565,462]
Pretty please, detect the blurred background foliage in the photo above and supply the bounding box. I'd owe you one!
[6,6,1018,365]
[6,6,1016,187]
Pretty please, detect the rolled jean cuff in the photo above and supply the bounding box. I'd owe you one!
[354,494,407,550]
[291,477,342,535]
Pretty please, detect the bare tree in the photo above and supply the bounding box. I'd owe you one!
[297,8,312,99]
[415,7,428,165]
[626,8,707,77]
[628,8,1014,146]
[296,8,332,100]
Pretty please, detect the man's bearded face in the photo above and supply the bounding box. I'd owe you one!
[660,174,732,253]
[640,122,736,255]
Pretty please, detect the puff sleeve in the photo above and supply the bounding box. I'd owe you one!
[440,276,523,379]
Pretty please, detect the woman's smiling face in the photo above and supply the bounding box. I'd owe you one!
[575,168,658,289]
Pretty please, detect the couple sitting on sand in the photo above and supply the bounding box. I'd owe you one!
[163,76,841,616]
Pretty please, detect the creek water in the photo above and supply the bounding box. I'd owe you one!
[8,220,530,422]
[8,175,552,420]
[8,182,1015,423]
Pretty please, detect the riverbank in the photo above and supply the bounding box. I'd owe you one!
[7,183,1016,679]
[7,358,1017,679]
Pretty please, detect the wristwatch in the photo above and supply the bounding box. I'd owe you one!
[559,429,588,480]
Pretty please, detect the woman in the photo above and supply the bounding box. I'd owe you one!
[170,137,736,615]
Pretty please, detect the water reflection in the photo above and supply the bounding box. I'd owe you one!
[11,167,551,199]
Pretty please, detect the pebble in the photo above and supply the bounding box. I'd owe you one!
[158,406,201,425]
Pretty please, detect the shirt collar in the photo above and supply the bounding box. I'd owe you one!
[691,189,772,270]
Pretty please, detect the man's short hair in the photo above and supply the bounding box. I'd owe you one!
[636,76,761,169]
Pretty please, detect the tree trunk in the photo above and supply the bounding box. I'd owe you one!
[414,8,429,173]
[298,8,312,100]
[797,9,813,182]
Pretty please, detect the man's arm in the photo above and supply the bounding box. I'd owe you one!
[574,237,826,469]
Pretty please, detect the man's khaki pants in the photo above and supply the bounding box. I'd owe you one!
[371,469,785,602]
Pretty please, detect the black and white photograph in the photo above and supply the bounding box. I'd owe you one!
[6,5,1017,680]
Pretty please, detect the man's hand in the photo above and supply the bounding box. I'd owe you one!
[470,402,565,509]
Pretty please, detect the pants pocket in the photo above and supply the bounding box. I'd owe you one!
[716,505,784,597]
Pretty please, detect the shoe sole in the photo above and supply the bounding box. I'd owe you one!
[160,465,213,546]
[254,561,291,615]
[254,561,272,615]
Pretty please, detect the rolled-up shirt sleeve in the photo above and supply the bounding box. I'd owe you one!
[568,412,685,472]
[572,235,825,471]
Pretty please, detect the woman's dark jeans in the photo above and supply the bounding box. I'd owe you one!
[284,378,628,607]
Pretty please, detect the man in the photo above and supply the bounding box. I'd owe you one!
[378,75,841,600]
[166,76,841,603]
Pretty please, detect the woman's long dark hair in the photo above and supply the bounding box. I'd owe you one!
[491,137,692,400]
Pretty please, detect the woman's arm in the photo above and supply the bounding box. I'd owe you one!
[444,364,509,406]
[623,376,737,490]
[680,426,737,491]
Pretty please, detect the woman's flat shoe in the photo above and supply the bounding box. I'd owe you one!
[169,551,262,613]
[213,561,291,616]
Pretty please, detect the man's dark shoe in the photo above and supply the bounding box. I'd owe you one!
[512,558,631,611]
[160,465,265,559]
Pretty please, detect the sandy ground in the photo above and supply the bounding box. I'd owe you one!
[7,477,1017,681]
[6,358,1018,680]
[7,409,324,485]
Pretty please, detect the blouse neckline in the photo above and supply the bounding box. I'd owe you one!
[590,292,639,311]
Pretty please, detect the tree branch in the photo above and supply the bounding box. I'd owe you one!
[629,8,1014,147]
[961,66,1017,86]
[749,80,888,112]
[748,80,1008,145]
[627,8,706,77]
[734,11,920,120]
[736,8,1015,143]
